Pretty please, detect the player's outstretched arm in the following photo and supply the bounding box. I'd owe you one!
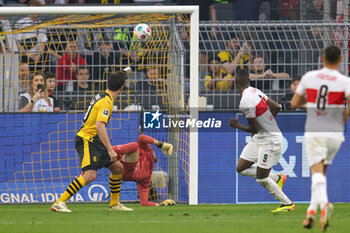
[138,134,173,156]
[157,141,173,156]
[230,117,259,134]
[138,134,156,145]
[267,98,281,118]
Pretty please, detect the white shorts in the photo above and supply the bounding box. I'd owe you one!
[305,137,342,167]
[240,137,282,169]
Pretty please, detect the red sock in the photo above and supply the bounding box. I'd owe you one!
[113,142,138,154]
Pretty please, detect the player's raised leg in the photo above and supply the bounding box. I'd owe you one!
[113,142,139,162]
[237,158,283,184]
[236,139,285,188]
[237,157,292,209]
[257,142,294,212]
[256,166,294,212]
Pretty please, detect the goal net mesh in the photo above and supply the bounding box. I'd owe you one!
[0,12,190,203]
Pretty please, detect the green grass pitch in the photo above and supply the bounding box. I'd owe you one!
[1,203,350,233]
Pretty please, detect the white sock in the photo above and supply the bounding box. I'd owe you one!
[311,172,328,210]
[307,203,318,215]
[256,177,292,205]
[240,167,279,182]
[239,167,257,178]
[307,173,320,214]
[269,173,279,183]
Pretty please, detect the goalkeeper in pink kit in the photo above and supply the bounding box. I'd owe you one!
[112,134,176,206]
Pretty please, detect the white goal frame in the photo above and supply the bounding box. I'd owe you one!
[0,5,199,205]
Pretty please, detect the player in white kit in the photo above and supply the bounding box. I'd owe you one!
[230,69,295,212]
[291,45,350,231]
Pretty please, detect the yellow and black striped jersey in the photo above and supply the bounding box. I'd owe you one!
[217,51,234,63]
[217,50,250,69]
[204,69,233,91]
[76,90,113,140]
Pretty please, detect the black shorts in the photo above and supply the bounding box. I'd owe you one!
[75,135,114,172]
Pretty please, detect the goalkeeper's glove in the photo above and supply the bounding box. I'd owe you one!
[160,199,176,206]
[157,141,173,156]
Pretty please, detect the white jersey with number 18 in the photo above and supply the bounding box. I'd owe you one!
[296,67,350,141]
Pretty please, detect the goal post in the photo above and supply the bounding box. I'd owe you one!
[0,5,199,205]
[188,7,199,206]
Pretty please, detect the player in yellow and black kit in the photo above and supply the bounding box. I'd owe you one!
[51,70,133,212]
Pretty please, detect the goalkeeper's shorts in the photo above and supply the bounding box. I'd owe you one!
[120,161,138,181]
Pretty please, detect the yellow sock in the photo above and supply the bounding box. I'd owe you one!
[109,174,122,207]
[56,176,86,204]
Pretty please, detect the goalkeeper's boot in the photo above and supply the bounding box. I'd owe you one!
[303,209,316,229]
[109,202,133,211]
[275,174,287,199]
[161,143,173,156]
[271,202,295,213]
[51,201,72,213]
[320,203,333,232]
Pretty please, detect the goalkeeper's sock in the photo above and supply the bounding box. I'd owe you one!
[311,173,328,211]
[56,176,86,204]
[109,173,122,207]
[256,177,292,205]
[139,189,157,206]
[112,142,138,155]
[240,167,279,182]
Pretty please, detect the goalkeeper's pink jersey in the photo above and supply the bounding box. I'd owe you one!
[122,146,155,186]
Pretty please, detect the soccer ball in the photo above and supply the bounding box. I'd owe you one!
[133,23,151,42]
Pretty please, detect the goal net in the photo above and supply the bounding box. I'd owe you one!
[0,6,199,204]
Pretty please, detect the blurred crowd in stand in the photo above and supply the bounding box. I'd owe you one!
[0,0,342,21]
[0,0,347,112]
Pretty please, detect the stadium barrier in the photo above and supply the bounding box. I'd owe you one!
[1,20,349,111]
